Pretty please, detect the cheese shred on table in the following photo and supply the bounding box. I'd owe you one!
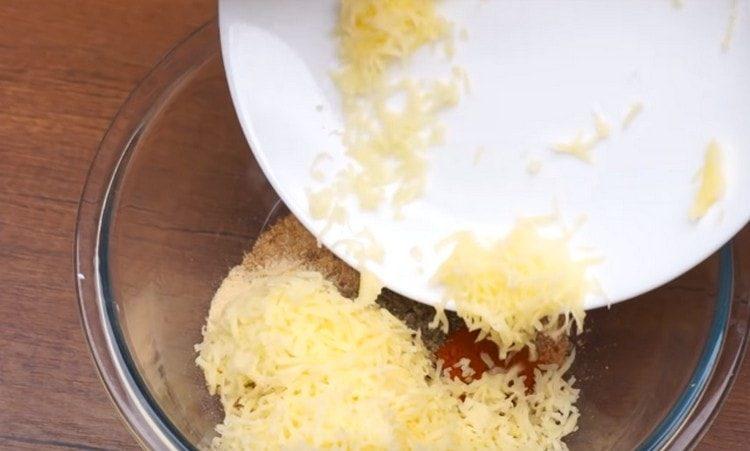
[196,265,580,450]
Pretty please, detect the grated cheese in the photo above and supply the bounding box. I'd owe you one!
[310,152,333,182]
[309,0,462,230]
[592,113,612,140]
[621,102,644,130]
[340,76,462,210]
[335,0,447,96]
[453,65,471,94]
[308,186,336,220]
[436,222,589,359]
[456,357,476,379]
[479,352,496,369]
[553,132,594,162]
[204,1,587,446]
[527,157,543,175]
[197,265,580,450]
[722,0,740,52]
[355,270,383,304]
[553,112,611,162]
[410,245,423,262]
[334,0,454,209]
[690,140,725,220]
[428,299,451,334]
[473,146,485,165]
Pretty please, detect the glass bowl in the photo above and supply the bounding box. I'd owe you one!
[76,22,750,450]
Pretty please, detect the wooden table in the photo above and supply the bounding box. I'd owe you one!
[0,1,747,449]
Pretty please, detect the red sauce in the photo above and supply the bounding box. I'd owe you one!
[435,327,537,391]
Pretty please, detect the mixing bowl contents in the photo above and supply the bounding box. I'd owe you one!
[193,0,750,448]
[196,215,580,449]
[73,15,750,449]
[203,6,590,445]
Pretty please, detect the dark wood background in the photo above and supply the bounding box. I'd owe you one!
[0,1,747,449]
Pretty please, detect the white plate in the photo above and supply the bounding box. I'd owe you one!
[220,0,750,309]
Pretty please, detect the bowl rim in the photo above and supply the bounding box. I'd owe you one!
[74,19,750,451]
[644,246,735,450]
[75,20,219,451]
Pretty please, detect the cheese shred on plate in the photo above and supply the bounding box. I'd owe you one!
[309,0,461,221]
[335,0,448,96]
[690,140,725,220]
[553,113,611,163]
[197,265,580,450]
[436,222,589,359]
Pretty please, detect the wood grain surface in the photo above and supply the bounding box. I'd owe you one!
[0,1,747,449]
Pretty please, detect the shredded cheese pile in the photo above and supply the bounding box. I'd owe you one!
[436,222,589,359]
[335,0,448,96]
[197,265,580,450]
[690,140,725,220]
